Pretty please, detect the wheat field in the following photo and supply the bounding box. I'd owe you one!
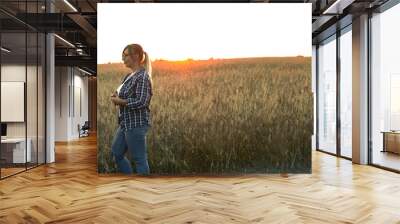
[97,57,313,174]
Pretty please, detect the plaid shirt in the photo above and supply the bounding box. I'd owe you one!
[118,68,152,130]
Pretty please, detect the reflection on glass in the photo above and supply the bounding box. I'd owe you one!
[318,36,337,154]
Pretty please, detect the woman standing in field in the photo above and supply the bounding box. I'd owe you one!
[110,43,153,176]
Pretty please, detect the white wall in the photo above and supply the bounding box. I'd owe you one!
[1,65,26,140]
[75,69,89,139]
[1,64,26,81]
[55,66,69,141]
[55,67,89,141]
[1,65,37,136]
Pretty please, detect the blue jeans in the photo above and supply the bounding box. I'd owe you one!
[111,126,150,175]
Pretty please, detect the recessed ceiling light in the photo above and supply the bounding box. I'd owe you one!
[78,67,93,76]
[63,0,78,12]
[1,47,11,53]
[54,34,75,48]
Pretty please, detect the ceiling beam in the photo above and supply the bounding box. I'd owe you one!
[55,55,96,69]
[312,15,335,33]
[323,0,356,14]
[66,13,97,46]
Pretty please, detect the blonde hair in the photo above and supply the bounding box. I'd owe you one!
[123,44,152,80]
[143,51,152,80]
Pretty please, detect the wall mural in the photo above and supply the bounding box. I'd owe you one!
[97,3,313,175]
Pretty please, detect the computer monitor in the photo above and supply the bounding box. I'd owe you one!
[1,123,7,137]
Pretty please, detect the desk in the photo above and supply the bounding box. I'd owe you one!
[381,131,400,154]
[1,138,32,163]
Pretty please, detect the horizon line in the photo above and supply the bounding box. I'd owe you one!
[98,55,312,65]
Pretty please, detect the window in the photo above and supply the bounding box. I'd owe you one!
[317,35,337,154]
[370,2,400,171]
[339,27,352,158]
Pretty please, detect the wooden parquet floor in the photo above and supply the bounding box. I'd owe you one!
[1,133,400,224]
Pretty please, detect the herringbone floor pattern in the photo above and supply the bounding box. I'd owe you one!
[1,133,400,223]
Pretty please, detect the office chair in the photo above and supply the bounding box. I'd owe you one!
[78,121,90,138]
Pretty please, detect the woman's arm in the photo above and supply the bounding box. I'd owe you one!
[111,74,152,109]
[125,75,152,110]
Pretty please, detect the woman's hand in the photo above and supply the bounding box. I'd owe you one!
[111,91,118,106]
[111,95,128,106]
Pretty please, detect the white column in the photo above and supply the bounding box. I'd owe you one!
[46,1,55,163]
[352,14,369,164]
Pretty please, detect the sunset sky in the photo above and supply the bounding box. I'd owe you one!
[97,3,311,64]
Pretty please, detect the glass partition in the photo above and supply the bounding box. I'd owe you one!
[0,1,46,179]
[1,31,28,178]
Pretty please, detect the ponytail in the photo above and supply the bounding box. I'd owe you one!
[142,51,152,81]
